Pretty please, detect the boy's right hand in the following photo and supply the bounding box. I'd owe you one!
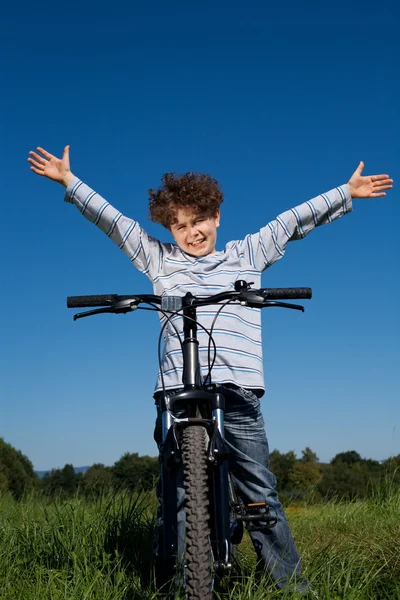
[28,145,75,188]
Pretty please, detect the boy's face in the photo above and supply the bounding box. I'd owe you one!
[170,207,220,257]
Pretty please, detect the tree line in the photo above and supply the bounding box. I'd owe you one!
[270,447,400,501]
[1,436,399,501]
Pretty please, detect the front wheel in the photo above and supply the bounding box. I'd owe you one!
[182,425,213,600]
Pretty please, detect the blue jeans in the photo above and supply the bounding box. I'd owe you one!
[154,384,308,593]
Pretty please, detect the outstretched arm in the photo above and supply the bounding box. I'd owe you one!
[28,145,74,188]
[241,162,393,272]
[27,145,162,280]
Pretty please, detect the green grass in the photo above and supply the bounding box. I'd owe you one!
[0,487,399,599]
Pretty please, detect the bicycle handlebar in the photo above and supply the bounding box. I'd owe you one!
[66,294,119,308]
[66,294,160,308]
[66,287,312,310]
[259,287,311,300]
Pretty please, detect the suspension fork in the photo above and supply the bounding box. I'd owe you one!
[159,410,180,575]
[208,418,232,571]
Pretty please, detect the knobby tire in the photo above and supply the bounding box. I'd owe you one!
[182,425,213,600]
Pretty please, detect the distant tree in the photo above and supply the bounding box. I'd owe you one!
[319,449,399,499]
[300,447,319,463]
[382,455,400,487]
[61,464,79,494]
[331,450,362,465]
[0,437,38,499]
[288,461,321,491]
[269,450,297,492]
[83,463,113,496]
[318,459,380,499]
[384,454,400,469]
[362,458,382,473]
[0,469,8,493]
[112,452,159,491]
[41,463,79,497]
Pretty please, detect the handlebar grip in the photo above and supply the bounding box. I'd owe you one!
[66,295,119,308]
[261,287,312,300]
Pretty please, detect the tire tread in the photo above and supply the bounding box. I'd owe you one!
[182,426,212,599]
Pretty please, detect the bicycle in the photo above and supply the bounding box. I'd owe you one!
[67,280,312,599]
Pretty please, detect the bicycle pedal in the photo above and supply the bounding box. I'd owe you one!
[247,502,268,514]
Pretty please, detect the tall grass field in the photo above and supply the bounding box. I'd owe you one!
[1,485,399,599]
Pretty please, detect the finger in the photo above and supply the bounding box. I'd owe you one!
[356,160,364,175]
[30,166,44,176]
[28,157,45,170]
[373,179,393,187]
[374,184,393,192]
[29,151,48,165]
[370,174,390,181]
[36,147,54,160]
[371,192,387,197]
[62,145,70,167]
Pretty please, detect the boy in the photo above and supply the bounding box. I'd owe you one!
[28,145,392,595]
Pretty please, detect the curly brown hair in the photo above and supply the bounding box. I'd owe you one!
[148,172,224,229]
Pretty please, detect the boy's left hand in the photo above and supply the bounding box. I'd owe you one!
[348,162,393,198]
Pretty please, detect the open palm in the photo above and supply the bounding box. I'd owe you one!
[28,146,74,187]
[348,162,393,198]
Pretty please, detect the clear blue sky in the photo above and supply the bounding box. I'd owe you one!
[1,0,398,470]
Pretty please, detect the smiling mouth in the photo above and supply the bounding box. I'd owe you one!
[190,238,205,247]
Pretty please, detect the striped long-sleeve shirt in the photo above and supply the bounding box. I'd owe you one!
[65,178,352,395]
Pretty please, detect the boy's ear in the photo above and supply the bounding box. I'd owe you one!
[215,211,220,228]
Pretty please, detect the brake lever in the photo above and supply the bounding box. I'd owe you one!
[262,301,305,312]
[240,294,305,312]
[73,300,139,321]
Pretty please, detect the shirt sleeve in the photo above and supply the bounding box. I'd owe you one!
[239,185,352,272]
[64,177,163,281]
